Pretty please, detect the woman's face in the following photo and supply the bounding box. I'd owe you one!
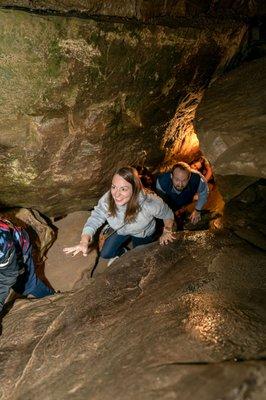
[190,160,201,170]
[111,174,133,206]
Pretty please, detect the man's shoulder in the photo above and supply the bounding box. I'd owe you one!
[190,171,208,189]
[157,171,170,179]
[190,170,203,181]
[157,171,171,186]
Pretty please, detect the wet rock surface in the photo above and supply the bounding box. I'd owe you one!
[195,57,266,200]
[0,230,265,399]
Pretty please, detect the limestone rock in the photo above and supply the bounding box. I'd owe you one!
[0,230,265,399]
[0,9,247,216]
[195,57,266,200]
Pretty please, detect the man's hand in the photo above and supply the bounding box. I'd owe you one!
[189,210,201,224]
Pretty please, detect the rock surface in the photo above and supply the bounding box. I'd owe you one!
[0,230,265,399]
[0,8,247,216]
[45,211,98,291]
[0,0,265,19]
[223,180,266,250]
[195,57,266,200]
[0,208,55,277]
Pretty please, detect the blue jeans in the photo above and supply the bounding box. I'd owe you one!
[1,229,55,313]
[100,232,156,259]
[12,242,55,298]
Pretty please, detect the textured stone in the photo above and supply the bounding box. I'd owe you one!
[0,0,265,19]
[45,211,98,291]
[0,208,55,270]
[0,230,265,399]
[223,180,266,250]
[195,57,266,172]
[195,57,266,200]
[0,9,247,216]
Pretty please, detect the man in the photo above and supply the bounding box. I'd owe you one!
[0,219,55,314]
[156,162,209,225]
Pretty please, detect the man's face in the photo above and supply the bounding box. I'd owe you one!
[171,168,190,190]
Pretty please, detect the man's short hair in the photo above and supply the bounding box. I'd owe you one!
[172,162,191,174]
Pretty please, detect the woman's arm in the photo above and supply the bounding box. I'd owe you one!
[159,218,175,245]
[146,194,175,245]
[63,193,109,257]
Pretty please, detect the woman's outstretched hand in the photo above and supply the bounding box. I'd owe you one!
[63,235,92,257]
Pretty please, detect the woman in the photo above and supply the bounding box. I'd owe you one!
[63,166,175,266]
[190,155,214,185]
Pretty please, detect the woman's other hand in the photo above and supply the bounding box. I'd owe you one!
[159,229,175,245]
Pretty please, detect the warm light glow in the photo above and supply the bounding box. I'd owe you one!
[160,91,204,170]
[182,293,227,345]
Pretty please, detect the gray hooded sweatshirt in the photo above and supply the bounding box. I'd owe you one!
[82,190,174,238]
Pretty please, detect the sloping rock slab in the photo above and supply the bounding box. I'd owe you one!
[0,230,265,399]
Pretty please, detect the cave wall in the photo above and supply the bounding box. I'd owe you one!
[195,56,266,201]
[0,7,248,216]
[0,0,265,19]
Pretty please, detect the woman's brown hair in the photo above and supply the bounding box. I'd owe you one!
[108,166,143,223]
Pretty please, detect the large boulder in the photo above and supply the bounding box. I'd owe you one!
[223,180,266,250]
[195,57,266,201]
[0,207,55,268]
[0,230,265,399]
[0,8,247,216]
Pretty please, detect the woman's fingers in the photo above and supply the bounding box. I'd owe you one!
[63,246,77,254]
[63,246,82,256]
[159,232,176,245]
[63,244,89,257]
